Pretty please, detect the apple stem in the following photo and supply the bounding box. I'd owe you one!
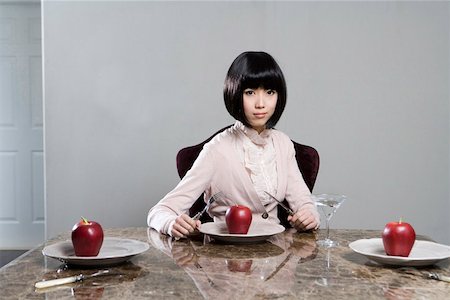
[399,217,403,224]
[81,216,89,224]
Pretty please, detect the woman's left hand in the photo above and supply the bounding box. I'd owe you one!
[287,208,318,231]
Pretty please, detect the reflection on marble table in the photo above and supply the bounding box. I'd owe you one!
[0,227,449,299]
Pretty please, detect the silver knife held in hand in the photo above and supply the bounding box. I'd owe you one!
[264,191,294,216]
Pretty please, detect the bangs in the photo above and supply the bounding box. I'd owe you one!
[241,69,284,92]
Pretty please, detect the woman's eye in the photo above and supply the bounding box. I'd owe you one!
[244,90,254,95]
[267,89,277,95]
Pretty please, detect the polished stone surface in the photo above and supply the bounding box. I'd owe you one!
[0,227,449,299]
[0,250,27,268]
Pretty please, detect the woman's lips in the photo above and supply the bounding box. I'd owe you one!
[253,113,267,119]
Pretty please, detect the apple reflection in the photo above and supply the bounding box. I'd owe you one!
[147,227,318,298]
[226,259,253,273]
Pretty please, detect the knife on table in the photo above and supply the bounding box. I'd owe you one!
[428,272,450,283]
[35,270,112,289]
[400,268,450,283]
[264,191,294,216]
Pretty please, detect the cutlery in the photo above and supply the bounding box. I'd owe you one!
[188,241,223,290]
[264,253,293,281]
[35,270,112,289]
[194,260,217,287]
[428,272,450,283]
[264,191,294,216]
[400,267,450,283]
[192,192,223,221]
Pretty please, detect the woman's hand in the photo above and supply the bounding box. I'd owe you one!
[288,233,318,259]
[287,208,318,232]
[171,214,201,238]
[171,241,199,266]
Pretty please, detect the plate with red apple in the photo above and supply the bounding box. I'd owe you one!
[42,217,149,266]
[43,237,150,266]
[200,221,285,244]
[199,205,285,243]
[349,220,450,266]
[349,238,450,266]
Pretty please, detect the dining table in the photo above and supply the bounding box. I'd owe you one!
[0,226,449,299]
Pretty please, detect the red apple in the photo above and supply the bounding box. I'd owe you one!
[226,259,253,273]
[382,219,416,257]
[71,217,104,257]
[225,205,252,234]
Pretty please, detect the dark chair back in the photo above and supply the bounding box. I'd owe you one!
[176,125,320,226]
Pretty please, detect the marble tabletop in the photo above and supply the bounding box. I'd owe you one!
[0,227,449,299]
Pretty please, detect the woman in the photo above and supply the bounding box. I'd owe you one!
[148,51,319,238]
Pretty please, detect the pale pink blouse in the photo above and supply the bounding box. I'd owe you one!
[235,122,278,206]
[147,121,319,236]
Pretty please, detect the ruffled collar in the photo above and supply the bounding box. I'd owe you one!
[234,121,272,146]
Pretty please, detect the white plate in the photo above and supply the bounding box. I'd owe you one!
[349,238,450,266]
[199,221,285,244]
[42,237,150,266]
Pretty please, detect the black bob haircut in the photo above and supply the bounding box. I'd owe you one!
[223,51,287,129]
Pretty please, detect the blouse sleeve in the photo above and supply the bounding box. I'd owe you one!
[147,143,216,235]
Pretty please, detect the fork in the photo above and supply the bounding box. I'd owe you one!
[192,192,223,221]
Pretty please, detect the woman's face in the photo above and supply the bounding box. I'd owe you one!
[242,87,278,133]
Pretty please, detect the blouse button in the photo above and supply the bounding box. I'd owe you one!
[262,212,268,219]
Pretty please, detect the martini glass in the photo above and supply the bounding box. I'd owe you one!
[313,194,347,248]
[315,248,332,287]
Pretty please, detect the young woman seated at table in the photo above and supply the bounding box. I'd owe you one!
[147,51,319,239]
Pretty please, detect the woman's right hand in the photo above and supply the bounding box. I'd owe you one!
[171,214,201,239]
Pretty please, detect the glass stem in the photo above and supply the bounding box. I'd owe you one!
[325,217,331,240]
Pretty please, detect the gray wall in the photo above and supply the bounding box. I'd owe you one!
[43,1,450,244]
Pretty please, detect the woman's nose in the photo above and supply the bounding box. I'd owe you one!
[255,92,265,108]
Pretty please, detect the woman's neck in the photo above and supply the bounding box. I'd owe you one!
[253,125,265,134]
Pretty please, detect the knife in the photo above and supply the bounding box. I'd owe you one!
[400,267,450,283]
[264,191,294,216]
[428,272,450,283]
[35,270,112,289]
[264,253,293,281]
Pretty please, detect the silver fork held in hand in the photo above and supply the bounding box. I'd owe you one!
[192,192,223,221]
